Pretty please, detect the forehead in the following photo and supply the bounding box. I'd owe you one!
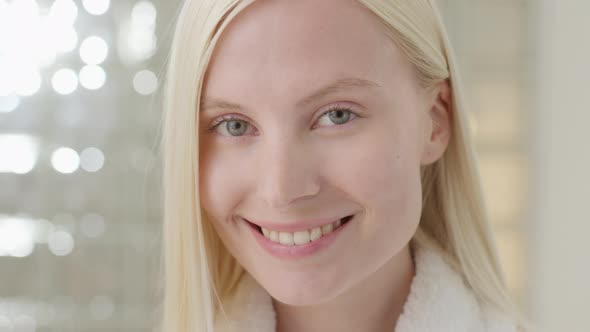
[202,0,410,106]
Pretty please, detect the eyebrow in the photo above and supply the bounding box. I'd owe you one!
[200,77,381,112]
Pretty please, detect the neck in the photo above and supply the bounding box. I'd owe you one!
[273,243,415,332]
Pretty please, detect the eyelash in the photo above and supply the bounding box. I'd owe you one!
[206,105,359,137]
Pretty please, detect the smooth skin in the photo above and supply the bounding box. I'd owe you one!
[198,0,451,331]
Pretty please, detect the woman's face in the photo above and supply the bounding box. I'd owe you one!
[199,0,447,305]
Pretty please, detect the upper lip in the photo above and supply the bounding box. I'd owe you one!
[242,214,354,233]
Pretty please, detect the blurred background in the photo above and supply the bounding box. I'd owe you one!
[0,0,588,331]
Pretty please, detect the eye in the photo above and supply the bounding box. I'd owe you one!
[206,105,360,138]
[207,115,255,137]
[314,105,358,128]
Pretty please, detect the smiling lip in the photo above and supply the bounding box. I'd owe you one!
[243,215,353,233]
[245,214,354,259]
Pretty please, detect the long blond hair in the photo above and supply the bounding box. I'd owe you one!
[158,0,528,331]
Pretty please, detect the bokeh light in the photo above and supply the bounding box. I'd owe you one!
[80,147,105,172]
[54,27,78,53]
[51,147,80,174]
[0,0,43,76]
[133,70,158,95]
[0,134,38,174]
[0,217,36,257]
[117,1,157,65]
[79,36,109,65]
[0,57,12,95]
[0,95,20,113]
[132,1,157,27]
[15,70,42,97]
[0,0,82,99]
[52,69,79,95]
[82,0,110,16]
[1,0,178,330]
[48,0,79,27]
[79,65,106,90]
[47,230,75,256]
[32,219,56,244]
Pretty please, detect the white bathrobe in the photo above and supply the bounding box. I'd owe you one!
[213,241,518,332]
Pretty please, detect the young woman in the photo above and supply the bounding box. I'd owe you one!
[158,0,529,331]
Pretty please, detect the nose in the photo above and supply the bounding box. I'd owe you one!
[255,138,320,209]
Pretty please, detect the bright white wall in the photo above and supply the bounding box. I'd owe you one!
[529,1,590,331]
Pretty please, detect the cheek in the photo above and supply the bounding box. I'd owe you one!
[324,128,423,234]
[198,148,240,224]
[344,140,423,266]
[198,150,252,261]
[332,125,421,202]
[352,148,421,213]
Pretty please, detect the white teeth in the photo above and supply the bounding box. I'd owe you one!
[293,231,310,245]
[279,232,294,245]
[269,231,279,242]
[259,217,350,245]
[310,227,322,241]
[321,223,334,235]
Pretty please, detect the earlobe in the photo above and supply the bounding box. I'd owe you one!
[420,80,452,165]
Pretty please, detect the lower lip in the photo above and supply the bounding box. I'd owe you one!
[245,216,354,259]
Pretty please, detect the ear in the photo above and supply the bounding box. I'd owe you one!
[420,80,452,166]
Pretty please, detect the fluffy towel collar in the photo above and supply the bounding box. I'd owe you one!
[214,240,517,332]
